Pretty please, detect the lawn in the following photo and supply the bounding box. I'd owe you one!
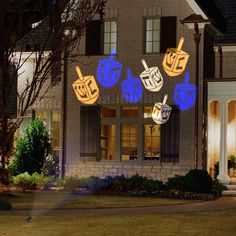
[0,192,199,210]
[1,209,236,236]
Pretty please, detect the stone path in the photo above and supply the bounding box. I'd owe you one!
[1,196,236,216]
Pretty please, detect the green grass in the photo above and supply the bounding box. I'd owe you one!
[1,209,236,236]
[0,192,199,210]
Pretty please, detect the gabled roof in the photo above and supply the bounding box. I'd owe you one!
[194,0,227,33]
[15,17,51,52]
[214,0,236,44]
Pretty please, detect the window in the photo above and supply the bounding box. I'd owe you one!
[35,110,61,157]
[144,124,160,160]
[121,124,138,160]
[85,20,117,55]
[101,106,116,118]
[144,16,177,54]
[145,18,160,53]
[122,106,138,118]
[100,124,116,160]
[104,21,117,54]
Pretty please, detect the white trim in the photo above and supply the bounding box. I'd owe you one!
[184,22,211,29]
[208,82,236,100]
[185,0,208,19]
[214,46,236,52]
[14,51,51,59]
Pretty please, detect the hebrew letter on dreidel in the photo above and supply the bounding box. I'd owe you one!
[72,66,99,104]
[174,72,196,110]
[139,59,163,92]
[162,37,189,77]
[152,94,172,124]
[121,68,143,103]
[96,48,122,88]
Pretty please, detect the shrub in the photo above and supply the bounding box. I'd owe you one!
[184,169,213,194]
[10,119,52,175]
[0,199,12,210]
[11,172,47,192]
[212,180,226,197]
[167,175,185,191]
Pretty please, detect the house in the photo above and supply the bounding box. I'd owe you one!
[17,0,236,184]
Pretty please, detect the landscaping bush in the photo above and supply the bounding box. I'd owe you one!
[11,172,48,192]
[0,199,12,210]
[184,169,213,194]
[167,175,185,191]
[10,119,52,175]
[212,180,226,197]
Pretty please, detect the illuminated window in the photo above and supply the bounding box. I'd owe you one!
[122,106,138,118]
[104,21,117,55]
[121,124,138,160]
[101,106,116,118]
[100,124,116,160]
[35,110,60,156]
[144,106,153,118]
[145,18,160,53]
[144,124,160,160]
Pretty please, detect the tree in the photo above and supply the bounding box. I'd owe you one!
[0,0,102,174]
[10,119,52,175]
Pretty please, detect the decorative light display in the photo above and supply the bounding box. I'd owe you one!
[72,66,99,104]
[162,37,189,77]
[121,68,143,103]
[96,48,122,88]
[139,59,163,92]
[174,72,196,110]
[152,94,172,125]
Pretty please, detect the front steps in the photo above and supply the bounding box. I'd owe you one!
[223,179,236,196]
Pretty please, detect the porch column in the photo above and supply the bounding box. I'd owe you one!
[217,99,230,184]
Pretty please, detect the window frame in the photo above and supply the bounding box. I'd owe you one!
[143,17,161,54]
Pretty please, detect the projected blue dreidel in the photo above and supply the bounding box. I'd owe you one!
[174,72,196,110]
[152,94,172,125]
[96,48,122,88]
[121,68,143,103]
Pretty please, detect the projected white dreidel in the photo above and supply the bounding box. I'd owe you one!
[140,59,163,92]
[152,94,172,125]
[72,66,99,105]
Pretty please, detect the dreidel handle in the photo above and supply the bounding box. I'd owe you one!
[177,37,185,52]
[110,48,116,60]
[127,68,132,79]
[76,66,83,80]
[141,59,149,72]
[184,72,190,84]
[162,94,168,105]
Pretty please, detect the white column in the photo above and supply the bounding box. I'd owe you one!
[217,99,230,184]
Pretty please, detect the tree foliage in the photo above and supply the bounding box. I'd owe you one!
[10,119,52,175]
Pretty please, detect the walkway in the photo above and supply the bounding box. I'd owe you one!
[1,196,236,216]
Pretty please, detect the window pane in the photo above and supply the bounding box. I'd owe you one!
[111,21,117,32]
[146,19,152,30]
[153,19,160,30]
[153,42,160,53]
[104,22,110,32]
[36,111,48,123]
[104,33,110,43]
[144,106,153,118]
[101,106,116,118]
[146,31,152,42]
[104,43,110,54]
[146,42,152,53]
[101,124,116,160]
[121,124,138,160]
[122,106,138,118]
[144,124,160,160]
[51,111,60,150]
[153,30,160,41]
[111,32,116,43]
